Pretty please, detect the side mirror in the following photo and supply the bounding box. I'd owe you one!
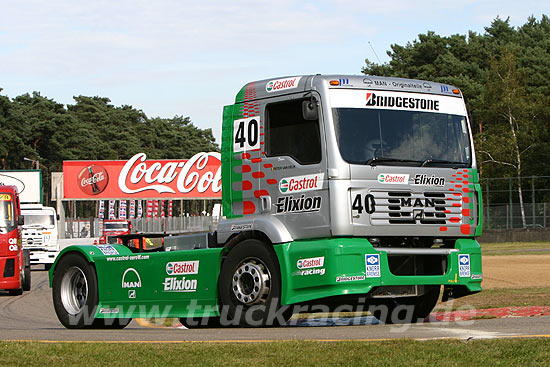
[302,100,318,121]
[17,216,24,226]
[56,214,60,221]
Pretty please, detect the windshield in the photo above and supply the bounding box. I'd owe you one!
[104,223,128,231]
[22,213,55,227]
[330,89,472,167]
[0,194,15,231]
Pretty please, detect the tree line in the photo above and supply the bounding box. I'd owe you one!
[0,93,219,205]
[362,15,550,217]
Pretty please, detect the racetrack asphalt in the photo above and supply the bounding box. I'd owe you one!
[1,269,549,343]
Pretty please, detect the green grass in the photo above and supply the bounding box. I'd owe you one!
[480,241,550,255]
[0,339,549,366]
[435,287,550,311]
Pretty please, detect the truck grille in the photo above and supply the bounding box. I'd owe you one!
[370,190,465,227]
[23,236,43,247]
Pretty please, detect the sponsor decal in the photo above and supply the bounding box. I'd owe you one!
[378,173,409,184]
[413,174,445,187]
[8,238,17,245]
[231,224,253,231]
[266,76,301,92]
[366,92,440,111]
[339,78,350,85]
[279,173,324,194]
[363,78,373,86]
[128,290,136,299]
[297,256,324,269]
[78,165,109,195]
[106,254,150,262]
[163,277,198,292]
[458,254,471,278]
[423,82,432,89]
[99,308,120,314]
[275,195,321,214]
[365,254,381,278]
[336,275,366,282]
[122,268,142,288]
[8,244,18,252]
[0,194,12,201]
[298,268,326,276]
[391,81,423,89]
[96,245,119,256]
[272,165,296,171]
[471,273,483,280]
[166,260,199,275]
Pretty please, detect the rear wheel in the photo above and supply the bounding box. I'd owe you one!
[219,239,293,327]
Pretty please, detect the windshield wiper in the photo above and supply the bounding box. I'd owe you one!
[421,159,468,167]
[365,157,423,166]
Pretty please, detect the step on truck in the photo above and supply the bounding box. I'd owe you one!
[50,75,482,328]
[0,186,31,295]
[21,203,60,270]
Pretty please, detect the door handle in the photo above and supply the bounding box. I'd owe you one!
[260,196,271,213]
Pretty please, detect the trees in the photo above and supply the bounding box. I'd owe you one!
[0,90,219,205]
[362,16,550,226]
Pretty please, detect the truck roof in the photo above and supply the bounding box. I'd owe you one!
[234,74,462,104]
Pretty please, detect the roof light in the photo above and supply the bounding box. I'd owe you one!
[452,89,460,95]
[329,80,340,86]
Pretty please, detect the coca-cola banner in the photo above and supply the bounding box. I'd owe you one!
[63,152,221,199]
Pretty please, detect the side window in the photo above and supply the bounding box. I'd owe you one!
[265,99,321,165]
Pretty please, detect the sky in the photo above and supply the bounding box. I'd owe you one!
[1,0,548,146]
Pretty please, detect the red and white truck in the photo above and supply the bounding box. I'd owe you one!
[0,185,31,295]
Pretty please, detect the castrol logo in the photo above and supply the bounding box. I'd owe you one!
[78,165,109,195]
[297,256,324,269]
[166,261,199,275]
[266,77,301,92]
[377,173,409,184]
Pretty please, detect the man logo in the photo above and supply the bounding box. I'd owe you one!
[122,268,142,288]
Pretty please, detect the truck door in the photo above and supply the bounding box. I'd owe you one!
[259,94,330,239]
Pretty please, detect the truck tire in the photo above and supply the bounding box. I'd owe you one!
[374,285,440,324]
[52,252,101,329]
[22,250,31,292]
[8,287,23,296]
[219,239,293,327]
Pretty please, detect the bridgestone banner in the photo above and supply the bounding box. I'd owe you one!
[63,152,221,199]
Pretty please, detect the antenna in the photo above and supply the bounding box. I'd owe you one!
[368,41,381,64]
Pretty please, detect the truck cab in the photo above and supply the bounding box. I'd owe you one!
[21,204,60,269]
[0,186,31,295]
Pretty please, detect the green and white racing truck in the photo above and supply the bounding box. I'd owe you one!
[50,75,482,328]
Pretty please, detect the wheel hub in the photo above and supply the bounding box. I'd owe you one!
[60,266,88,315]
[231,259,271,305]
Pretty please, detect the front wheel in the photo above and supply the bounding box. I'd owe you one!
[219,239,293,327]
[52,253,99,329]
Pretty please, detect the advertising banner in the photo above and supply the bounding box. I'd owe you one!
[0,170,42,203]
[63,152,221,199]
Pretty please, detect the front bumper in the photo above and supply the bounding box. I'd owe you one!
[28,250,59,264]
[275,237,482,305]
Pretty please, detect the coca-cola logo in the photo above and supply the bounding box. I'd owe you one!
[118,152,221,195]
[78,165,109,195]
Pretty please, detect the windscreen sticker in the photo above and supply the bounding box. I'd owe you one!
[330,89,467,116]
[0,194,12,201]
